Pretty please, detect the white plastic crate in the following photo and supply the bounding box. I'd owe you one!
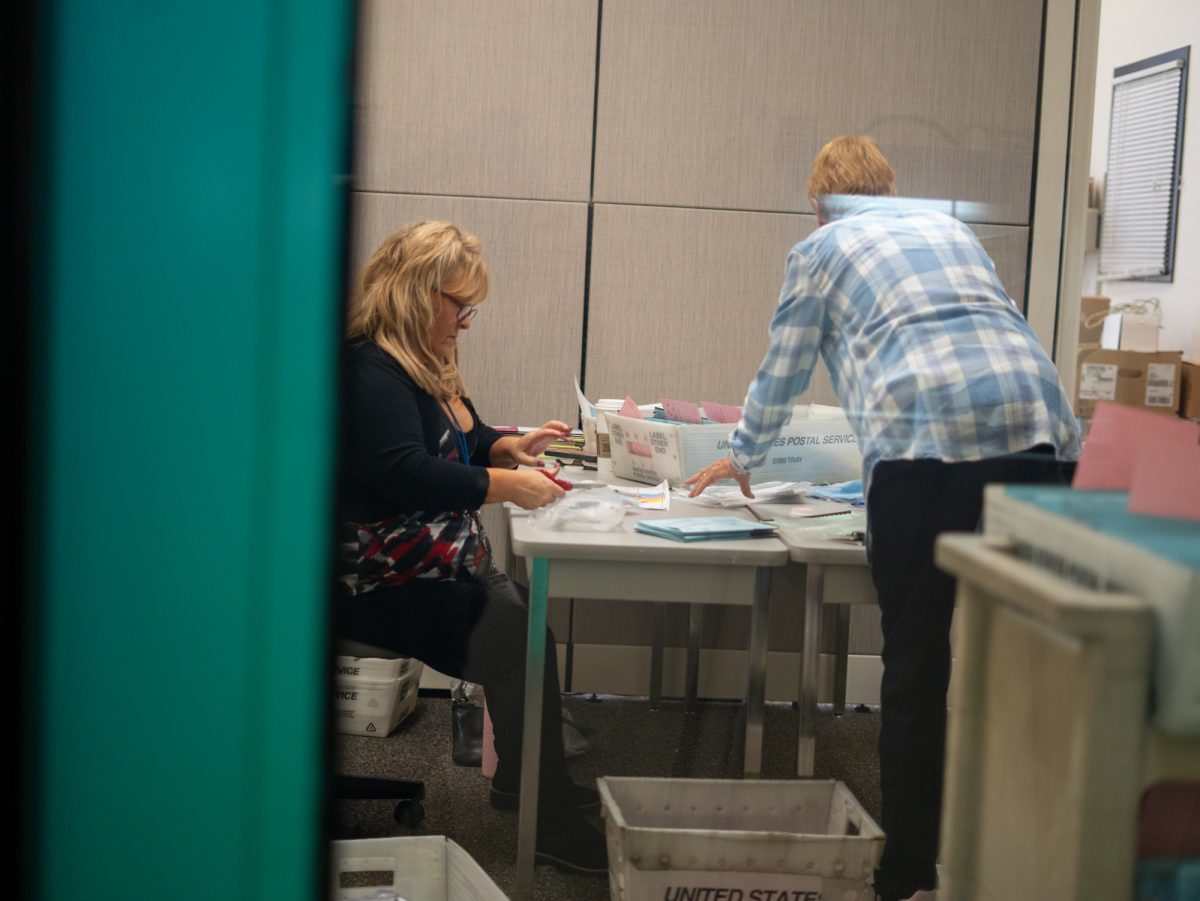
[983,484,1200,735]
[605,405,860,488]
[598,777,884,901]
[331,835,506,900]
[334,660,423,737]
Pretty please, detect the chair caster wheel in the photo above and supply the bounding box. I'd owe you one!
[394,799,424,827]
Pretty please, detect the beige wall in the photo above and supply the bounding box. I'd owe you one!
[351,0,1049,693]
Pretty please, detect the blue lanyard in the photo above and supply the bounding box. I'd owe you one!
[443,400,471,465]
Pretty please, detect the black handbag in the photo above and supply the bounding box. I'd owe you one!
[450,673,486,770]
[451,701,484,766]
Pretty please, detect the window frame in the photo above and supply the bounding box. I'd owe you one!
[1099,45,1190,283]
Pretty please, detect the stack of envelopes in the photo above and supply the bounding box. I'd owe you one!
[634,516,779,542]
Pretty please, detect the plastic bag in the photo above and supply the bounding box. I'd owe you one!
[527,489,636,532]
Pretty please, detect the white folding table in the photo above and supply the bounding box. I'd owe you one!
[505,488,788,899]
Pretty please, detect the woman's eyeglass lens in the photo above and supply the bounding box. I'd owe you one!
[440,291,478,324]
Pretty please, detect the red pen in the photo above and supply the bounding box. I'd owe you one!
[538,467,573,490]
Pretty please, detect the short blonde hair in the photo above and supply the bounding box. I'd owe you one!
[806,135,896,200]
[347,220,489,399]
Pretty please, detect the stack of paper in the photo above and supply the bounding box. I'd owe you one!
[678,480,810,508]
[610,479,670,510]
[634,516,779,542]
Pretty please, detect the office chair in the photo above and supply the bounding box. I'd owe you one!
[334,638,426,834]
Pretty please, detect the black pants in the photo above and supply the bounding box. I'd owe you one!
[866,449,1075,901]
[335,570,573,811]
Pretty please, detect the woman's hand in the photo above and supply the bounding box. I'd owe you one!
[485,467,566,509]
[684,457,754,499]
[492,420,573,468]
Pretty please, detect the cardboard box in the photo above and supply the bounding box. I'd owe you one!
[1075,349,1182,418]
[605,405,861,488]
[334,654,418,682]
[334,659,423,737]
[1181,361,1200,420]
[1101,310,1161,352]
[1079,295,1110,351]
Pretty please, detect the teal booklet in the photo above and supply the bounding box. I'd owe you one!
[635,516,779,542]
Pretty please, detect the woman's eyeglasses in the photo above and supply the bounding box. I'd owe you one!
[438,291,479,324]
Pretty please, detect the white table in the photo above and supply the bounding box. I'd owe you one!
[505,483,788,899]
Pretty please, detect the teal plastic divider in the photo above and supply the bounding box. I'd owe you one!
[25,2,352,898]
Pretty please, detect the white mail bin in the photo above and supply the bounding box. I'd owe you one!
[599,777,884,901]
[331,835,506,901]
[605,406,861,488]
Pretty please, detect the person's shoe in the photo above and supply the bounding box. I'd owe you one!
[534,815,608,875]
[490,780,601,812]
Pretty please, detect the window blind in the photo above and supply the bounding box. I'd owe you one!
[1099,51,1188,282]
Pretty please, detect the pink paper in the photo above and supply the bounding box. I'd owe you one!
[660,398,703,423]
[1073,401,1200,490]
[702,401,743,424]
[627,441,654,458]
[1128,444,1200,521]
[619,395,643,419]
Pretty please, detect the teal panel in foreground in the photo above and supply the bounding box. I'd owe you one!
[26,2,352,900]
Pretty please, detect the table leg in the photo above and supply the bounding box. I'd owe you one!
[833,603,851,715]
[743,566,772,778]
[797,562,824,777]
[515,556,549,900]
[649,603,665,710]
[685,604,702,712]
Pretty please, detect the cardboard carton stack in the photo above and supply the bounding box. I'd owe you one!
[1180,360,1200,421]
[1074,297,1182,419]
[333,655,423,737]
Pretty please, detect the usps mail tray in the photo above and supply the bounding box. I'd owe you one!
[604,405,861,488]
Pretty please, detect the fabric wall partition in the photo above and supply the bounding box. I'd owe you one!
[351,0,1047,697]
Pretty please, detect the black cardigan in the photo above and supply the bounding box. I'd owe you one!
[340,339,505,524]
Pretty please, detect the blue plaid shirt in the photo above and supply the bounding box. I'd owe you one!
[729,197,1081,491]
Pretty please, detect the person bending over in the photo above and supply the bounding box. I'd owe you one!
[336,219,606,874]
[687,137,1080,901]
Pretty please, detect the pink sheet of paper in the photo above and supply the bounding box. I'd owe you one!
[660,398,703,423]
[1128,443,1200,521]
[618,395,643,419]
[701,401,742,424]
[1073,401,1200,490]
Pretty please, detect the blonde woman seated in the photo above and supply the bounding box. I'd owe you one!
[336,220,606,874]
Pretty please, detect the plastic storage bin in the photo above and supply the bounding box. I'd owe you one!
[935,530,1200,901]
[331,835,507,901]
[604,405,860,488]
[598,776,884,901]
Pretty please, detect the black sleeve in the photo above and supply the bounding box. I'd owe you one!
[343,343,490,516]
[463,398,506,469]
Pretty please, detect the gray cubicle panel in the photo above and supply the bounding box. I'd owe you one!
[593,0,1043,227]
[353,0,597,202]
[348,0,1045,702]
[584,203,836,406]
[584,206,1030,407]
[348,193,589,430]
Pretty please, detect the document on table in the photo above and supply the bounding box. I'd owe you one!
[609,479,670,510]
[634,515,779,542]
[677,480,810,508]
